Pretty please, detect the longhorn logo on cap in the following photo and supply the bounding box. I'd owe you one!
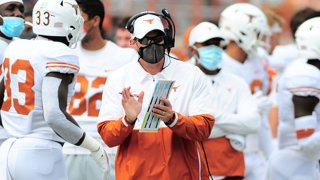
[143,19,154,24]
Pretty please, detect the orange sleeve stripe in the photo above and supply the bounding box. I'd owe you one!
[296,129,315,139]
[46,62,80,69]
[46,65,79,71]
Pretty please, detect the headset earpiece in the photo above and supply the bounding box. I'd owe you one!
[164,28,172,49]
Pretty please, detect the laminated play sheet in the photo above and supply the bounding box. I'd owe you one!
[140,80,175,132]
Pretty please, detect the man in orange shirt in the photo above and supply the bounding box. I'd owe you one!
[98,10,215,179]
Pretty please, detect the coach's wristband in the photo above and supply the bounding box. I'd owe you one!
[124,116,137,125]
[165,113,176,126]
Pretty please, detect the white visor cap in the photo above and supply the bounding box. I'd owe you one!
[189,22,225,46]
[132,14,165,39]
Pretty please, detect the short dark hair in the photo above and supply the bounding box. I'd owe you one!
[290,8,320,38]
[114,16,131,29]
[76,0,105,35]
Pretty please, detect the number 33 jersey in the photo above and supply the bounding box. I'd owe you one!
[0,38,79,142]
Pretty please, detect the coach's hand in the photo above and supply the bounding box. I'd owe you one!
[153,98,175,124]
[121,87,144,124]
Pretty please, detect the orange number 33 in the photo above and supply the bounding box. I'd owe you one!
[2,58,35,115]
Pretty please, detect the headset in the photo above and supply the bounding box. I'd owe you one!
[126,9,176,53]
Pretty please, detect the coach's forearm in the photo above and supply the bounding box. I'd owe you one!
[98,117,134,147]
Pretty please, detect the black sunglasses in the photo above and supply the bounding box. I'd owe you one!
[137,36,165,46]
[201,38,223,47]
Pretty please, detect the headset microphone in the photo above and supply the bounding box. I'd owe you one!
[162,9,170,18]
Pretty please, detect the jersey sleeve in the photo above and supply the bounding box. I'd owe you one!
[44,44,80,74]
[284,62,320,97]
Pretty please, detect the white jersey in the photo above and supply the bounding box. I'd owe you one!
[277,59,320,149]
[222,52,270,94]
[0,37,11,142]
[1,38,79,143]
[0,37,21,142]
[0,37,10,63]
[267,59,320,180]
[68,40,138,138]
[64,41,138,154]
[268,43,298,76]
[0,37,19,63]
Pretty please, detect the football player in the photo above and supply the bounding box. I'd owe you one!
[0,0,24,146]
[219,3,274,179]
[63,1,138,180]
[267,17,320,180]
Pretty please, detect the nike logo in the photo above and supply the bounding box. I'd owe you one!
[104,69,113,73]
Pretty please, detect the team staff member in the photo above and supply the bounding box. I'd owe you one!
[98,12,215,179]
[63,1,138,180]
[189,22,260,180]
[0,0,25,146]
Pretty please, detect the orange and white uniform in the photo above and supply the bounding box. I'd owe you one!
[267,59,320,180]
[0,38,79,180]
[98,56,215,180]
[203,69,260,179]
[222,53,270,94]
[1,38,78,142]
[0,36,12,145]
[63,40,138,179]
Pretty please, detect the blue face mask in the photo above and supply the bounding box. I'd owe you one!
[0,16,25,37]
[197,45,223,71]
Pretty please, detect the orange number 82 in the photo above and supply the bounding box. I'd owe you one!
[68,75,106,117]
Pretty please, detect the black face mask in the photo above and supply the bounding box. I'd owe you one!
[139,43,165,64]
